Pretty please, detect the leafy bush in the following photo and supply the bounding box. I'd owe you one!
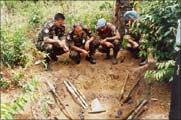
[1,78,40,119]
[145,60,175,82]
[0,69,26,89]
[131,0,180,82]
[28,8,43,28]
[132,0,180,60]
[0,78,10,89]
[99,1,112,10]
[1,28,29,67]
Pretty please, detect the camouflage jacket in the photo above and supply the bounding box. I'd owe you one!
[66,26,93,47]
[96,23,118,39]
[37,20,66,43]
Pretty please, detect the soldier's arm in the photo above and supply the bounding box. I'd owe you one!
[104,24,120,42]
[44,37,65,49]
[124,35,139,48]
[70,46,85,53]
[66,31,85,52]
[105,32,120,41]
[44,37,60,44]
[84,26,96,43]
[42,27,61,45]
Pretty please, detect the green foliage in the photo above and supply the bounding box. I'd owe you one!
[0,78,10,89]
[132,0,180,60]
[64,1,113,32]
[1,78,40,119]
[12,70,25,86]
[145,60,175,82]
[1,28,29,67]
[131,0,180,82]
[0,70,25,89]
[99,1,112,10]
[28,8,42,28]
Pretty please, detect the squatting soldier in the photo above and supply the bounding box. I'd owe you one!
[123,10,147,66]
[96,18,121,64]
[66,24,99,64]
[36,13,69,70]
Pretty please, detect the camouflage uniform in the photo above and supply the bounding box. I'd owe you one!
[115,0,131,39]
[124,33,141,58]
[36,20,66,61]
[66,26,99,63]
[96,23,120,59]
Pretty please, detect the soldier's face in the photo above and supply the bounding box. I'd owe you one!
[128,18,134,24]
[55,19,64,28]
[75,26,83,36]
[100,25,106,32]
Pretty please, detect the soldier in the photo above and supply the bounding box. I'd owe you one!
[96,18,121,65]
[123,10,147,66]
[66,24,99,64]
[36,13,69,70]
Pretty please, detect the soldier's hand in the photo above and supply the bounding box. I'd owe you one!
[100,39,107,44]
[81,49,89,57]
[85,42,90,50]
[61,40,69,52]
[105,42,114,48]
[57,40,64,48]
[133,41,139,48]
[63,45,69,52]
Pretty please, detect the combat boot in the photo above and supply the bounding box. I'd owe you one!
[112,57,118,65]
[86,56,96,64]
[50,54,58,61]
[44,57,51,71]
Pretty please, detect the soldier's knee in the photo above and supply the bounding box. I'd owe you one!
[44,43,53,52]
[70,51,80,59]
[90,40,100,48]
[113,40,120,46]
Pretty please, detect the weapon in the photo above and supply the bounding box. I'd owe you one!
[46,81,73,120]
[64,80,88,109]
[123,77,141,104]
[120,71,129,101]
[126,99,148,120]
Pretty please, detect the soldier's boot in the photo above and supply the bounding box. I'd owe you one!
[75,58,81,64]
[87,42,98,64]
[86,55,96,64]
[112,51,118,65]
[44,56,51,71]
[104,50,111,60]
[112,40,120,64]
[50,53,58,61]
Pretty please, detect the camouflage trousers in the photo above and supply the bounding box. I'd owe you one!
[36,41,65,61]
[69,40,99,63]
[98,39,121,58]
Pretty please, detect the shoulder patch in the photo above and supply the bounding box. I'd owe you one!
[44,20,54,29]
[44,28,49,33]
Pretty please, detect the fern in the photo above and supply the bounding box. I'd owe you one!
[145,60,175,82]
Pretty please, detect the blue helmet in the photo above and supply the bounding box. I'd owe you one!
[124,11,138,21]
[96,18,106,29]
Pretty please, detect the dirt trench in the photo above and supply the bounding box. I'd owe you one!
[2,50,170,119]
